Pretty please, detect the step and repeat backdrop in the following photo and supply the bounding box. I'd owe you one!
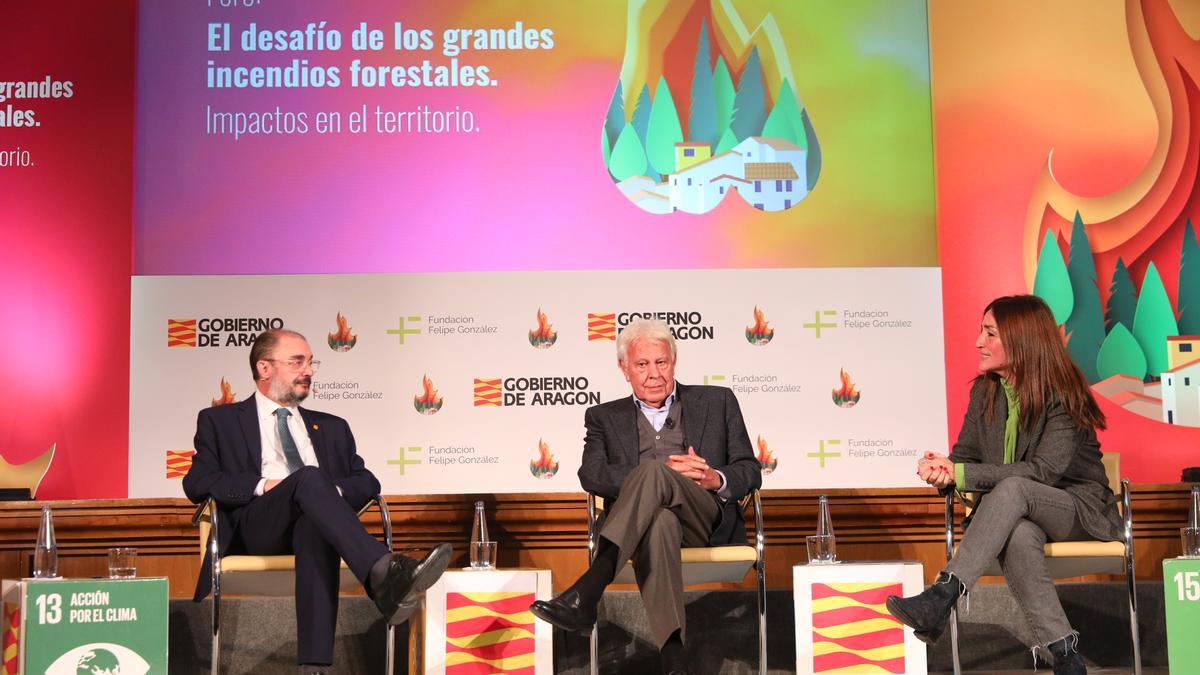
[130,268,946,496]
[122,0,946,496]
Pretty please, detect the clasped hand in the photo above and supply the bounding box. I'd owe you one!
[917,451,955,489]
[667,446,720,490]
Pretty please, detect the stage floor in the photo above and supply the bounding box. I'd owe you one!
[933,671,1166,675]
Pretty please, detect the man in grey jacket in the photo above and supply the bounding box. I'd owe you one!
[530,319,761,675]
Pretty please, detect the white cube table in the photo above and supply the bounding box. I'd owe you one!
[422,568,553,675]
[793,560,927,675]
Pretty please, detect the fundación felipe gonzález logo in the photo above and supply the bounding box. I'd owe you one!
[602,7,820,214]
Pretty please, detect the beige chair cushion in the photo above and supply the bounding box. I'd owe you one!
[953,452,1128,579]
[196,501,366,595]
[612,545,757,585]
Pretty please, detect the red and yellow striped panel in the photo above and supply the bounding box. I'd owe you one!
[811,582,904,674]
[166,450,195,478]
[167,318,197,347]
[473,378,502,407]
[445,591,535,675]
[2,602,19,675]
[587,313,616,341]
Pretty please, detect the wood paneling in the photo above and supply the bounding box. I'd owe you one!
[0,484,1192,597]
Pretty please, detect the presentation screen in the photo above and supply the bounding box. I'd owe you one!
[130,0,945,496]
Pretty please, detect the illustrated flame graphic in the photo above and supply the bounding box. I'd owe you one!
[832,369,861,408]
[327,312,358,352]
[414,374,444,415]
[1024,0,1200,306]
[211,378,236,407]
[445,591,536,674]
[529,438,559,479]
[756,435,778,474]
[811,582,905,673]
[528,308,558,348]
[603,0,821,214]
[745,306,775,345]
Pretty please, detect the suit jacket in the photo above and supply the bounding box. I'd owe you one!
[947,377,1122,542]
[182,394,381,600]
[577,383,761,546]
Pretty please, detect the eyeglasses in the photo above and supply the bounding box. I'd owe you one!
[265,358,321,372]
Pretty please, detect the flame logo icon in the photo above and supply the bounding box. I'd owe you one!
[756,435,778,474]
[530,438,559,478]
[832,369,861,408]
[211,378,236,407]
[413,375,444,415]
[602,5,820,214]
[528,308,558,349]
[745,306,775,345]
[327,312,358,352]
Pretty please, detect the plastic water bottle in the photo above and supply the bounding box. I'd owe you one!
[469,500,494,569]
[817,495,835,538]
[33,504,58,578]
[807,495,837,564]
[1189,484,1199,530]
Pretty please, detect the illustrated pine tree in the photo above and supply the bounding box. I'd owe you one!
[1106,257,1138,334]
[1178,219,1200,335]
[1032,229,1074,323]
[730,46,766,141]
[1064,212,1105,382]
[1131,262,1179,378]
[688,18,718,147]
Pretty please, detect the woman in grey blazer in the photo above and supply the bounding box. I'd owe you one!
[886,295,1121,675]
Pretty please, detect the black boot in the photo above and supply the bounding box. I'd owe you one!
[1046,634,1086,674]
[884,572,962,644]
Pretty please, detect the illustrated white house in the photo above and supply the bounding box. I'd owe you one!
[1161,336,1200,426]
[666,137,808,214]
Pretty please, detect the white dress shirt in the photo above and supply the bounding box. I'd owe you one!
[253,389,321,496]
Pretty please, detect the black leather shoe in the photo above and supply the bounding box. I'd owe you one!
[529,589,597,633]
[371,543,453,625]
[1047,634,1087,674]
[884,572,962,644]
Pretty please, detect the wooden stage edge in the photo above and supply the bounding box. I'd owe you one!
[0,485,1192,598]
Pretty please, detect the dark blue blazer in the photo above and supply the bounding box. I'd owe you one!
[182,394,380,600]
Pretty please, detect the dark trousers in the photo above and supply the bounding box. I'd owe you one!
[235,466,389,665]
[599,462,720,647]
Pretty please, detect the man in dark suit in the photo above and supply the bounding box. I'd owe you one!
[183,329,451,674]
[530,319,761,675]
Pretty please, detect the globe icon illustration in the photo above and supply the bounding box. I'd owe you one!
[76,648,121,674]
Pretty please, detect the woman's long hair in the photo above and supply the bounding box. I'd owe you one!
[980,295,1106,431]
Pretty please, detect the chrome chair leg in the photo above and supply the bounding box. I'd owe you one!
[950,607,961,675]
[385,625,395,674]
[589,624,599,675]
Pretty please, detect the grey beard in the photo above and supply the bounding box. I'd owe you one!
[269,376,309,406]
